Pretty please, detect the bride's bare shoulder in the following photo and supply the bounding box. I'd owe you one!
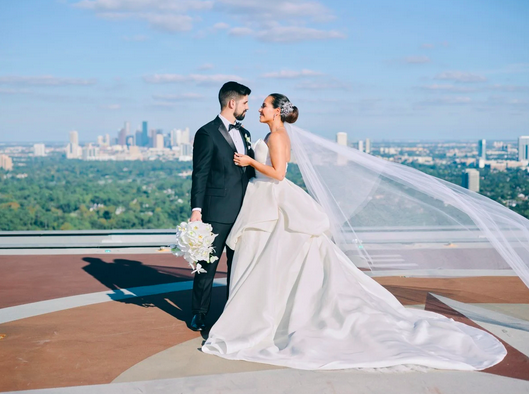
[268,129,290,146]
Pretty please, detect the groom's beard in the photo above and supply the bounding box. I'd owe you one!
[235,110,247,121]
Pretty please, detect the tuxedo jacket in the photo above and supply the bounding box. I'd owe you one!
[191,116,255,224]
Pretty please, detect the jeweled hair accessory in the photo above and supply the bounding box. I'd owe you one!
[281,101,294,117]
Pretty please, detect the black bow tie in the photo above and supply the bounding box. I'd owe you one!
[229,122,242,131]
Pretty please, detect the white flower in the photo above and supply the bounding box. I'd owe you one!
[167,221,218,274]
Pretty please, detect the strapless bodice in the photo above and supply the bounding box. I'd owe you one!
[253,139,287,180]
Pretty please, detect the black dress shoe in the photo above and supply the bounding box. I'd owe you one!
[190,313,206,331]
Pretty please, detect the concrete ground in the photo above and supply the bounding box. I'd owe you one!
[1,248,529,393]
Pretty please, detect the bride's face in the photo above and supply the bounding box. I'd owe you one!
[259,96,279,123]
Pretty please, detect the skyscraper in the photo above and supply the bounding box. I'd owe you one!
[478,139,486,160]
[69,130,79,145]
[135,130,143,147]
[0,154,13,171]
[336,132,347,146]
[358,140,364,152]
[125,135,135,147]
[155,134,164,150]
[462,169,480,192]
[181,127,190,145]
[118,127,127,145]
[142,121,148,147]
[518,136,529,161]
[33,144,46,156]
[365,138,371,154]
[67,130,81,159]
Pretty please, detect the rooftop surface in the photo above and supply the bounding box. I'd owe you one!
[1,234,529,394]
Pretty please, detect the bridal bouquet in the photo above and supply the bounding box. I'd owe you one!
[169,221,219,274]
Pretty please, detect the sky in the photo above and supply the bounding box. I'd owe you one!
[0,0,528,143]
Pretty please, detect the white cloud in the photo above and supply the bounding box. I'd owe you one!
[142,13,193,32]
[229,27,254,36]
[489,84,529,92]
[213,22,230,29]
[74,0,213,12]
[0,88,31,94]
[434,71,487,83]
[73,0,211,32]
[0,75,97,86]
[420,84,477,92]
[152,93,204,101]
[420,96,472,105]
[261,69,323,79]
[198,63,214,70]
[295,81,349,90]
[143,73,244,85]
[256,26,345,43]
[101,104,121,110]
[214,0,335,23]
[73,0,344,42]
[404,56,431,64]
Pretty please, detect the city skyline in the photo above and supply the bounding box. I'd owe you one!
[1,1,528,142]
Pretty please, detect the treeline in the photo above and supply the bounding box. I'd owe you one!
[1,157,528,231]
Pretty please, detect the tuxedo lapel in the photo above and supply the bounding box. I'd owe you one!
[216,116,237,152]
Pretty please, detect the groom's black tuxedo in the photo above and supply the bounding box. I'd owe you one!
[190,115,255,315]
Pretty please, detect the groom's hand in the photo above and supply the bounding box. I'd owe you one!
[190,210,202,222]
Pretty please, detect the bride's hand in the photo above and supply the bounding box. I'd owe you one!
[234,153,252,167]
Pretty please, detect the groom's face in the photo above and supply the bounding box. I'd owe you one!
[234,95,249,121]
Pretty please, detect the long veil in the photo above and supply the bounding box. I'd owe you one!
[286,124,529,289]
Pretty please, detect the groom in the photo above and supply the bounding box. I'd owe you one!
[189,81,255,331]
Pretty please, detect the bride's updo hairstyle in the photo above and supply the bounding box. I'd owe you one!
[269,93,299,124]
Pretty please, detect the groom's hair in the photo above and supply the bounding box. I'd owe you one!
[219,81,251,109]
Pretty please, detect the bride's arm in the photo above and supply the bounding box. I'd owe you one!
[234,133,287,181]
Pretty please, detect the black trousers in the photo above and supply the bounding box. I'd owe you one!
[191,221,234,315]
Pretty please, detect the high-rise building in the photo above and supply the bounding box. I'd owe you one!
[478,139,486,160]
[462,169,480,192]
[155,134,164,150]
[134,130,142,146]
[181,127,190,145]
[118,126,127,146]
[0,154,13,171]
[336,132,347,146]
[142,121,148,147]
[124,121,130,135]
[358,140,364,152]
[104,134,110,146]
[66,142,82,159]
[82,144,99,160]
[69,130,79,145]
[126,135,135,147]
[518,136,529,161]
[97,136,104,146]
[33,144,46,156]
[67,130,81,159]
[170,129,180,147]
[149,129,157,148]
[365,138,371,154]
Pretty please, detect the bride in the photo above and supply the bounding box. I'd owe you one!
[201,93,507,370]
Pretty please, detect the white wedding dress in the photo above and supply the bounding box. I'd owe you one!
[202,139,507,370]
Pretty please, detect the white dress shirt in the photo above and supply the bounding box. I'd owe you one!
[192,114,246,213]
[219,114,246,154]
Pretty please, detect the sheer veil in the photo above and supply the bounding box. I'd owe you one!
[286,124,529,289]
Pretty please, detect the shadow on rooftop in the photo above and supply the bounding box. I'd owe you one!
[81,257,226,335]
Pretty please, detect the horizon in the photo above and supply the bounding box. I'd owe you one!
[1,0,528,141]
